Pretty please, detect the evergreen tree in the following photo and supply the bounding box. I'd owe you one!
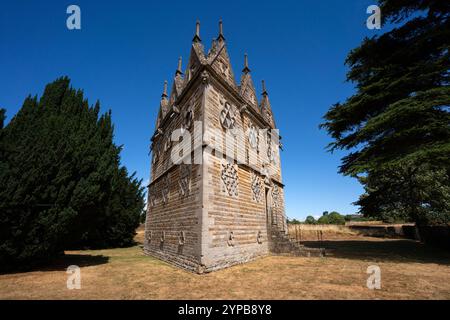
[0,108,5,129]
[320,0,450,225]
[0,77,144,271]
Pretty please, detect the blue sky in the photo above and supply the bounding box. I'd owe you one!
[0,0,384,220]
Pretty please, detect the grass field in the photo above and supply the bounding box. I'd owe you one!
[0,228,449,300]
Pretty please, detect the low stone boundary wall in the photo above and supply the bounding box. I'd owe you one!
[287,223,450,250]
[348,224,416,238]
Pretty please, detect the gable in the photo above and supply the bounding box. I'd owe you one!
[209,44,237,89]
[240,74,258,109]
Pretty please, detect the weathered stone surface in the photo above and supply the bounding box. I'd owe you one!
[144,22,319,273]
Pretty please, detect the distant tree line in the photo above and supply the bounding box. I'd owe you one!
[0,77,145,272]
[288,211,348,225]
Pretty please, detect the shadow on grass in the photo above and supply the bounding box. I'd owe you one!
[302,239,450,265]
[0,254,110,275]
[42,254,110,271]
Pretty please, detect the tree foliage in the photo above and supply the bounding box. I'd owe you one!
[320,0,450,225]
[357,164,450,225]
[317,212,346,225]
[287,218,301,224]
[0,77,145,271]
[305,216,317,224]
[0,108,5,129]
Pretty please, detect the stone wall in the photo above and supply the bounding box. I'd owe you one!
[144,84,204,272]
[144,163,203,272]
[201,151,270,272]
[198,83,286,272]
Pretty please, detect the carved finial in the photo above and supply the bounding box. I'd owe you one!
[242,53,251,73]
[193,20,201,42]
[162,80,168,98]
[176,56,183,75]
[262,80,268,96]
[217,19,225,41]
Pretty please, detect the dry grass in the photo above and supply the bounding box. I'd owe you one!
[288,224,356,233]
[345,221,384,226]
[0,230,449,300]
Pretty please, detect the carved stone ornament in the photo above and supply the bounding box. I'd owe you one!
[181,104,194,134]
[163,130,172,152]
[178,231,185,245]
[221,162,238,197]
[219,100,237,131]
[265,109,273,126]
[227,231,235,246]
[152,140,161,165]
[219,59,229,78]
[201,70,210,84]
[190,64,197,76]
[251,172,262,203]
[148,186,157,207]
[248,124,258,150]
[266,131,275,163]
[261,165,271,185]
[161,173,170,204]
[178,164,191,197]
[147,230,152,242]
[257,230,263,244]
[239,104,248,114]
[272,185,280,208]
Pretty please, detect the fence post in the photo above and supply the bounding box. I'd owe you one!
[299,226,302,243]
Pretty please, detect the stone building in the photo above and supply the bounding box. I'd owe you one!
[144,21,321,273]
